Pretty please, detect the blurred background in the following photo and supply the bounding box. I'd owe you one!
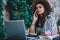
[0,0,60,40]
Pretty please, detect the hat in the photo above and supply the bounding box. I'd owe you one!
[32,0,51,14]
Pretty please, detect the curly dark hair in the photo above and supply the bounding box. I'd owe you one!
[32,0,51,15]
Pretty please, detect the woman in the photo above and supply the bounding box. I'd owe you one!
[29,0,58,36]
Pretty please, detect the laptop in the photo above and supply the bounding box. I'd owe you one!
[5,20,27,40]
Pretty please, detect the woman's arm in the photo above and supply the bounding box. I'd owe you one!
[51,17,58,34]
[29,21,37,35]
[29,12,38,36]
[44,16,58,35]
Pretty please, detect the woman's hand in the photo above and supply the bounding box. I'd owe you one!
[29,33,37,36]
[29,10,38,36]
[32,10,38,25]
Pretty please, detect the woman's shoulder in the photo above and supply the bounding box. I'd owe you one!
[46,15,55,21]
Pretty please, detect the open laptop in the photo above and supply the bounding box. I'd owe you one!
[5,20,27,40]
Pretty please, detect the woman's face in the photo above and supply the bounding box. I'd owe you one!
[35,4,45,15]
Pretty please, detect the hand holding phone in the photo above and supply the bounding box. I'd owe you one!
[33,10,38,23]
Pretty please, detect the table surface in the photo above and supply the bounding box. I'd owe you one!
[26,30,59,40]
[26,34,59,40]
[26,36,51,40]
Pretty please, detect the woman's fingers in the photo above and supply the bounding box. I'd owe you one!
[34,10,38,18]
[35,13,38,17]
[33,10,38,22]
[29,33,37,36]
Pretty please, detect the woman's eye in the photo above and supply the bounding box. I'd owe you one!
[36,7,38,9]
[39,6,42,8]
[36,6,42,9]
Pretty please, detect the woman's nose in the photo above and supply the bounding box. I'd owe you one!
[36,9,39,13]
[37,7,40,10]
[37,8,40,12]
